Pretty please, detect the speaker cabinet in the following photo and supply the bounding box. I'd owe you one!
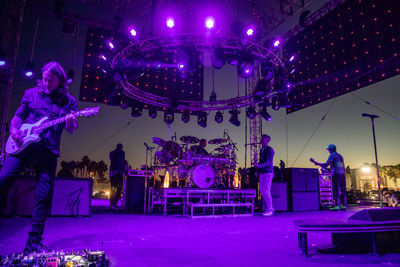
[124,176,148,213]
[5,176,37,216]
[271,182,288,211]
[51,178,93,216]
[284,168,319,192]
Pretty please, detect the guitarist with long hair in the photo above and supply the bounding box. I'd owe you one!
[0,61,78,254]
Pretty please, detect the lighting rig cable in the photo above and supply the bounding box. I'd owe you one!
[350,92,400,121]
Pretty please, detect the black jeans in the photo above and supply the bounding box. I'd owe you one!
[0,143,57,241]
[332,173,347,206]
[110,174,123,207]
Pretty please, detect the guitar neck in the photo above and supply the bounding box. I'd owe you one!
[35,111,84,131]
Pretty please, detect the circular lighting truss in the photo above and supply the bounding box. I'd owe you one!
[110,34,288,112]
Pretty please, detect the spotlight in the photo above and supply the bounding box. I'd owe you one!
[229,109,240,127]
[245,26,255,36]
[164,109,174,124]
[120,98,129,110]
[166,17,175,28]
[100,54,107,61]
[108,41,115,49]
[205,17,215,29]
[66,67,74,83]
[212,46,225,69]
[271,96,280,111]
[255,79,270,97]
[290,68,296,74]
[129,27,137,37]
[261,60,274,81]
[238,52,254,78]
[24,61,34,77]
[131,105,143,117]
[289,55,295,62]
[209,92,217,102]
[215,111,223,124]
[246,106,256,119]
[149,107,157,119]
[181,111,190,123]
[273,39,280,47]
[260,106,272,121]
[0,50,5,66]
[178,64,185,69]
[198,112,207,128]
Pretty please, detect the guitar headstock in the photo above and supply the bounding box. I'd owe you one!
[77,107,100,117]
[309,157,316,164]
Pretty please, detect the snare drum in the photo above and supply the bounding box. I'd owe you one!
[189,164,215,188]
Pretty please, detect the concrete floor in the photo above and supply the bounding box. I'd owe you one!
[1,203,400,266]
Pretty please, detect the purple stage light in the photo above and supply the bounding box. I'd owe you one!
[286,83,291,89]
[290,68,296,74]
[273,40,280,47]
[129,28,137,37]
[178,64,184,69]
[205,17,215,29]
[108,41,115,49]
[25,71,33,77]
[166,18,175,28]
[101,55,107,61]
[246,28,254,36]
[289,55,295,62]
[0,60,5,66]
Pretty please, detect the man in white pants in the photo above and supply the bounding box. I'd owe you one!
[255,134,275,216]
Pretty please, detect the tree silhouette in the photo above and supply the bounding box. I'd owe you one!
[57,160,76,177]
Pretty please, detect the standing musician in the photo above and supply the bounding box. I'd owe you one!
[311,144,346,210]
[109,143,125,211]
[0,61,78,254]
[254,134,275,217]
[191,138,208,156]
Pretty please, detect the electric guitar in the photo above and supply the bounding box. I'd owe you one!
[5,106,100,155]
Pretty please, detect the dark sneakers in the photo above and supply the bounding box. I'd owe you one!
[23,239,47,254]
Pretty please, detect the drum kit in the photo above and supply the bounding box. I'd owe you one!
[152,135,237,188]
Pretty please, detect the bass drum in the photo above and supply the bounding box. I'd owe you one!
[189,164,215,188]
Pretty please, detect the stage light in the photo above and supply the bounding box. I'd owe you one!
[212,46,225,69]
[290,68,296,74]
[215,111,223,124]
[289,55,295,62]
[254,79,269,98]
[0,50,5,66]
[24,61,34,77]
[286,82,291,89]
[164,109,174,124]
[108,41,115,49]
[149,107,157,119]
[245,26,255,36]
[131,105,142,117]
[182,111,190,123]
[198,112,207,128]
[209,92,217,101]
[129,28,137,37]
[205,17,215,29]
[166,17,175,28]
[238,52,255,78]
[100,54,107,61]
[271,96,280,111]
[229,109,240,127]
[178,64,184,69]
[260,106,272,121]
[246,106,256,119]
[273,39,280,47]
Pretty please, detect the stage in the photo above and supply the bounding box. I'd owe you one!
[1,202,400,266]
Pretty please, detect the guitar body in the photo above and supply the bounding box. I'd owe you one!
[5,117,47,155]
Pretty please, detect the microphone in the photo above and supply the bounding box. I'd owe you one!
[362,113,379,119]
[144,143,150,150]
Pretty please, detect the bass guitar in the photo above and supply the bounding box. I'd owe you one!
[5,106,100,155]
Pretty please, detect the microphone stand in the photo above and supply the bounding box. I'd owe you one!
[363,114,382,208]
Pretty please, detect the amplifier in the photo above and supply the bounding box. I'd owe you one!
[128,169,153,177]
[271,182,288,211]
[124,175,148,213]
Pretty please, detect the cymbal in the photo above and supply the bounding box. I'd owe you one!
[152,137,165,146]
[180,135,199,144]
[208,138,227,144]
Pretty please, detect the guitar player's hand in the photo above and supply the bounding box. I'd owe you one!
[65,112,78,134]
[10,127,24,146]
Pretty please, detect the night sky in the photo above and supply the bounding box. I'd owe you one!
[3,0,400,172]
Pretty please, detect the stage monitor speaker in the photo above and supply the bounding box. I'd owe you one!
[51,178,93,216]
[5,176,37,216]
[284,168,319,192]
[349,208,400,221]
[291,192,319,212]
[271,182,288,211]
[124,176,147,213]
